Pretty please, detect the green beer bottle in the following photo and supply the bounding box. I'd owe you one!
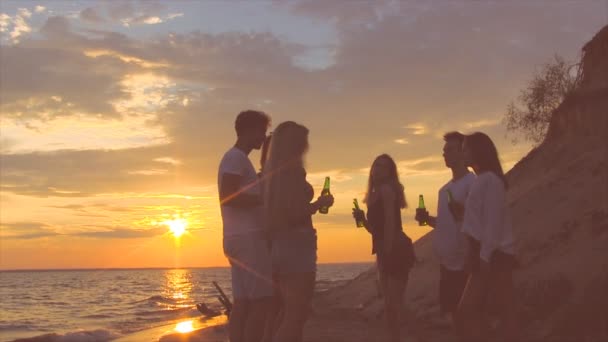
[319,177,331,214]
[417,194,427,226]
[447,189,454,204]
[353,199,365,228]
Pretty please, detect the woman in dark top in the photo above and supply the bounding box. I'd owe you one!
[353,154,415,342]
[263,121,334,342]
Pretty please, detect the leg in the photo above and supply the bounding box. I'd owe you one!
[454,272,485,342]
[491,270,519,341]
[272,272,316,342]
[238,234,274,342]
[262,289,282,342]
[384,273,408,342]
[244,296,272,342]
[443,266,469,325]
[229,299,250,342]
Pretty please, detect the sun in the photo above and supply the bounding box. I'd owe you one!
[162,218,188,238]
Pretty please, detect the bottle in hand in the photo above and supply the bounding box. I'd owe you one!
[446,189,463,221]
[416,194,428,226]
[353,199,365,228]
[319,177,331,214]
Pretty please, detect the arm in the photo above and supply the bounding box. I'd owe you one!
[284,177,333,224]
[427,216,437,228]
[381,185,397,255]
[219,173,262,208]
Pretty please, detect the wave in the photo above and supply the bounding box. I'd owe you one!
[0,323,38,331]
[81,314,113,319]
[135,295,178,305]
[135,307,195,317]
[10,329,119,342]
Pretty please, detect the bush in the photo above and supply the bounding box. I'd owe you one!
[505,55,580,144]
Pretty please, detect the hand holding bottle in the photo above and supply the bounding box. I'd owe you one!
[317,193,334,211]
[414,208,430,225]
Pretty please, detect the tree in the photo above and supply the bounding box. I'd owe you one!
[505,55,580,144]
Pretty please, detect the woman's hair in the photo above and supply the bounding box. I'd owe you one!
[465,132,508,188]
[364,154,407,209]
[263,121,310,230]
[260,132,272,171]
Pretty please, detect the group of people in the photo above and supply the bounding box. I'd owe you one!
[217,110,517,342]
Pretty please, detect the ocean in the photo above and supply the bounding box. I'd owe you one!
[0,262,372,341]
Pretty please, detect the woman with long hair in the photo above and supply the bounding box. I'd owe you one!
[263,121,334,342]
[456,132,518,341]
[352,154,416,342]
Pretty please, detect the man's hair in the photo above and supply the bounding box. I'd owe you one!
[235,110,270,137]
[443,131,465,146]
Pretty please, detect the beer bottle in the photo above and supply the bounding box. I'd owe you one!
[416,194,427,226]
[319,177,331,214]
[447,189,454,204]
[353,199,365,228]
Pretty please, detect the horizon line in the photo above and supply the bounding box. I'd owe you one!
[0,261,374,272]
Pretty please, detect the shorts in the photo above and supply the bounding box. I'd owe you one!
[439,264,469,314]
[271,229,317,275]
[466,235,518,273]
[223,232,274,300]
[375,232,415,278]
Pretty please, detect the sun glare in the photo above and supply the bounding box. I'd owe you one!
[175,320,194,333]
[162,218,188,238]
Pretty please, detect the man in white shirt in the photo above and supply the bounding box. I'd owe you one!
[218,110,272,342]
[416,132,475,321]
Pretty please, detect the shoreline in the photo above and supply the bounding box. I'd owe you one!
[114,316,228,342]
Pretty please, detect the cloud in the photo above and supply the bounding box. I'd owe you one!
[0,17,149,121]
[0,222,59,239]
[0,221,166,239]
[404,124,428,136]
[0,8,33,43]
[73,226,166,239]
[167,13,184,20]
[0,145,175,197]
[0,3,604,200]
[35,6,46,13]
[0,14,10,32]
[80,7,105,24]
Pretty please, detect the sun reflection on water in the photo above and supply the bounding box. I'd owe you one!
[162,269,194,310]
[175,320,195,333]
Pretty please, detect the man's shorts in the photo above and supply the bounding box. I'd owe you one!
[223,232,274,300]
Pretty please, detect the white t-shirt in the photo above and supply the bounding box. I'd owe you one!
[218,147,263,237]
[463,172,515,262]
[434,172,476,271]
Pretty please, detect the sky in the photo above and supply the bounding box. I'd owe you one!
[0,0,605,269]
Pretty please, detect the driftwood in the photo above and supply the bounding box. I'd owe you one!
[213,281,233,316]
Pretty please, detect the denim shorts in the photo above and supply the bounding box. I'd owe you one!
[271,229,317,275]
[223,232,274,300]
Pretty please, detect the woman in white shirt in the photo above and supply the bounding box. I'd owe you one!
[456,132,518,341]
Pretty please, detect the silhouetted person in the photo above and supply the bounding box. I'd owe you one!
[455,132,518,342]
[218,110,272,342]
[257,132,282,342]
[263,121,334,342]
[353,154,415,342]
[415,132,474,324]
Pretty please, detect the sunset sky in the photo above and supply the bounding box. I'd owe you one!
[0,0,605,269]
